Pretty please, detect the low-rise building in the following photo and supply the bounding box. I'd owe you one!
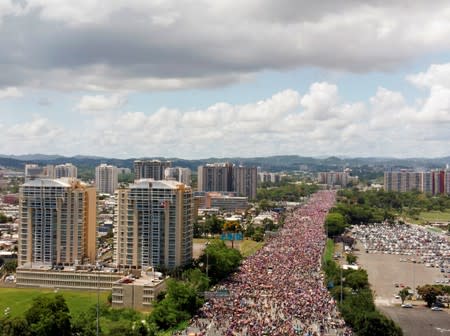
[111,270,166,310]
[16,264,124,290]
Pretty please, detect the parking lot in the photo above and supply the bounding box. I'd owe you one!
[354,242,450,336]
[355,243,445,305]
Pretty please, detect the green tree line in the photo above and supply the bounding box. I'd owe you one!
[325,189,450,237]
[323,259,403,336]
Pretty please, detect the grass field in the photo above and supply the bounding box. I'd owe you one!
[323,238,334,263]
[406,210,450,225]
[194,237,264,258]
[0,287,109,317]
[239,239,264,257]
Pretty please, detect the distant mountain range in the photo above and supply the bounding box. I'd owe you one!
[1,154,450,173]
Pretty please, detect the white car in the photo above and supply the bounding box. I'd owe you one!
[431,307,443,311]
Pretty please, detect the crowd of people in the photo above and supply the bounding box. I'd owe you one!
[182,191,352,336]
[352,223,450,269]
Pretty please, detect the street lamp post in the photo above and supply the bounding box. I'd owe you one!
[96,262,100,336]
[205,242,210,278]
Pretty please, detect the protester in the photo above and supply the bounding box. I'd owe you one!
[182,191,352,336]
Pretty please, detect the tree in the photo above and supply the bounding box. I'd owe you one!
[252,231,264,242]
[258,199,273,211]
[398,287,410,305]
[346,253,357,265]
[205,215,223,234]
[0,213,9,223]
[107,320,134,336]
[0,260,17,276]
[71,311,98,336]
[150,298,189,330]
[222,220,242,234]
[0,316,31,336]
[344,269,368,290]
[355,311,403,336]
[262,218,276,231]
[182,268,209,292]
[132,321,150,336]
[417,285,444,308]
[25,295,71,336]
[245,223,255,237]
[325,213,347,237]
[198,240,242,285]
[107,291,113,305]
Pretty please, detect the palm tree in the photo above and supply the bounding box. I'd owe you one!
[399,287,410,305]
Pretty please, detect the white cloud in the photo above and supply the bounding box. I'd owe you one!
[0,87,23,99]
[407,63,450,89]
[0,117,69,155]
[76,93,127,113]
[0,1,20,22]
[6,63,450,158]
[406,62,450,122]
[300,82,339,120]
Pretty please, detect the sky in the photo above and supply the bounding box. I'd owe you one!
[2,1,450,159]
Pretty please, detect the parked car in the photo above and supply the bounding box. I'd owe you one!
[401,304,413,308]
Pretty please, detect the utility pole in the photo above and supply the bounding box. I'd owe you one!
[96,262,100,336]
[205,241,210,278]
[340,266,343,304]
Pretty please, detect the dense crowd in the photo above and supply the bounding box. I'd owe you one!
[352,223,450,268]
[182,191,352,336]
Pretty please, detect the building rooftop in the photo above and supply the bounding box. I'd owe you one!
[18,262,125,274]
[130,179,187,190]
[114,270,165,287]
[22,178,89,188]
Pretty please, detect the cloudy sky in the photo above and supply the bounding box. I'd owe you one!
[2,1,450,159]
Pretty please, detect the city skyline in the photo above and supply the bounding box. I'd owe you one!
[2,2,450,158]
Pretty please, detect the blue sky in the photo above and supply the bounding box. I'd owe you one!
[2,1,450,159]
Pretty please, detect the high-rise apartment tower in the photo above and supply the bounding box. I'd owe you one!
[197,163,257,199]
[55,163,78,179]
[95,164,118,195]
[18,178,97,266]
[134,160,172,181]
[114,179,192,270]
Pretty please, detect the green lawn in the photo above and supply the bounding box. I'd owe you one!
[406,210,450,225]
[239,239,264,257]
[0,287,109,317]
[426,226,444,233]
[323,238,334,263]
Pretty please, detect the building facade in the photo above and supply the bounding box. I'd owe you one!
[95,164,118,195]
[232,166,257,199]
[111,271,166,310]
[134,160,172,181]
[258,172,282,184]
[318,170,359,187]
[197,163,233,194]
[384,169,450,195]
[25,164,55,181]
[55,163,78,179]
[114,179,193,270]
[197,163,257,199]
[164,167,192,186]
[209,193,248,212]
[16,266,123,290]
[18,178,97,266]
